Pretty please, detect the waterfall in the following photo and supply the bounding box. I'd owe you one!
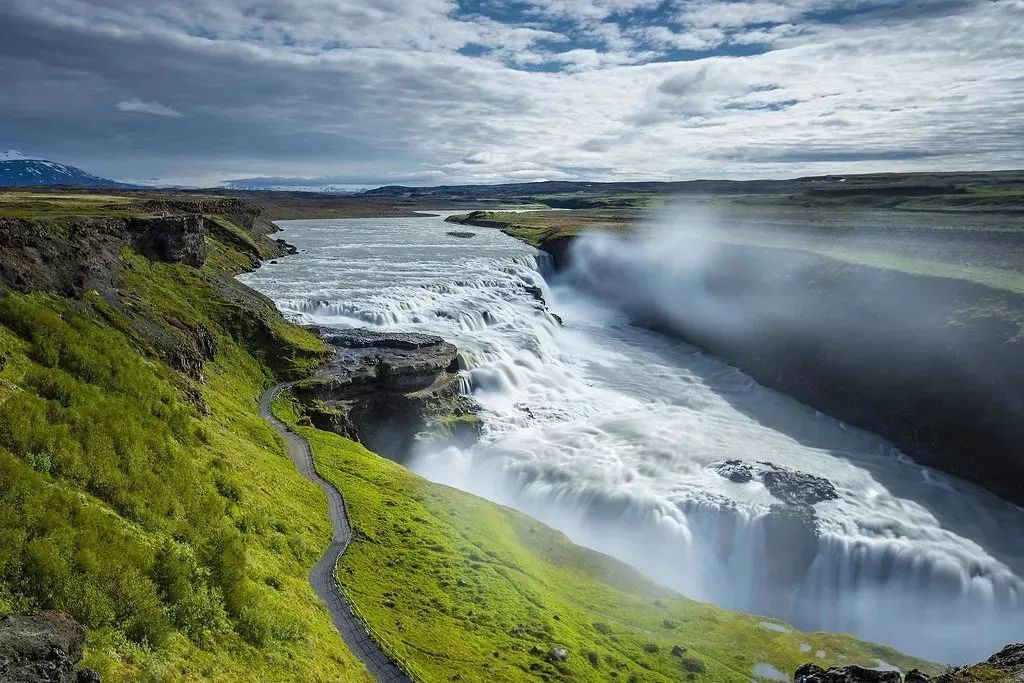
[241,214,1024,664]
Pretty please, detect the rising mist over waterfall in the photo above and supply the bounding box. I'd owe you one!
[245,214,1024,664]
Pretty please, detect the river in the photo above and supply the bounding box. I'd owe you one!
[239,213,1024,664]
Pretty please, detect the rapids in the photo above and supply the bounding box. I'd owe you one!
[240,214,1024,663]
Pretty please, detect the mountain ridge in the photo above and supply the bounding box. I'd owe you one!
[0,150,136,188]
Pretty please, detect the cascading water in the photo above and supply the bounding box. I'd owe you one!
[241,214,1024,664]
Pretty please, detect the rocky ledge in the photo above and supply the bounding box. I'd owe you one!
[710,460,840,590]
[0,612,99,683]
[796,643,1023,682]
[290,327,481,459]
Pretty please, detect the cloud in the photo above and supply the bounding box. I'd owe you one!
[0,0,1020,185]
[116,98,184,117]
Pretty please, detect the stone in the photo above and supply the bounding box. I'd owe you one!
[712,459,753,483]
[759,461,838,507]
[904,670,930,683]
[292,327,481,460]
[0,612,97,683]
[547,648,569,662]
[794,663,901,683]
[988,643,1024,670]
[710,460,837,506]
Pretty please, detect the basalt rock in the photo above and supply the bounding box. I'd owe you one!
[0,612,100,683]
[711,460,837,506]
[129,214,207,267]
[711,460,837,587]
[796,643,1024,683]
[291,327,482,460]
[795,663,901,683]
[0,213,208,298]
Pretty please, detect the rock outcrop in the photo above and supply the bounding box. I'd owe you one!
[0,214,207,297]
[291,327,481,459]
[711,459,838,586]
[0,612,99,683]
[795,643,1024,682]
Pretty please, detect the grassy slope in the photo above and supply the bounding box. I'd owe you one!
[0,203,372,681]
[272,397,937,682]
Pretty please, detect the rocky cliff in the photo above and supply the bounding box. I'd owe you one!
[569,236,1024,506]
[0,612,99,683]
[290,327,481,460]
[796,643,1024,682]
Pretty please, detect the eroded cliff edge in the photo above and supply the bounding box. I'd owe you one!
[514,223,1024,507]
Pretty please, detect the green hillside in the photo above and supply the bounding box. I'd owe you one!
[0,191,936,681]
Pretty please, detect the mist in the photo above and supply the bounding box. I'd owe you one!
[247,212,1024,664]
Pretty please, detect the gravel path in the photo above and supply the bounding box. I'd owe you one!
[259,381,412,683]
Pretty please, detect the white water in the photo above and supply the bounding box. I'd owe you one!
[241,214,1024,664]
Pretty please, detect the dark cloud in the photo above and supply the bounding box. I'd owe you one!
[0,0,1021,184]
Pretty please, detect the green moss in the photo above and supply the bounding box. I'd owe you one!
[0,205,364,681]
[271,395,937,683]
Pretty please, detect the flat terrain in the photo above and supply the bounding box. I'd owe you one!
[450,202,1024,294]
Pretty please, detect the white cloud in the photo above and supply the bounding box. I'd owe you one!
[116,98,184,117]
[1,0,1022,184]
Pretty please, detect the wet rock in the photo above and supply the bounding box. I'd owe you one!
[547,648,569,662]
[446,231,476,238]
[710,460,837,506]
[523,284,545,303]
[299,329,483,456]
[759,461,838,507]
[762,504,820,588]
[795,663,900,683]
[712,459,753,483]
[0,612,98,683]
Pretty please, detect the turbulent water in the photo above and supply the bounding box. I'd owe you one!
[241,214,1024,664]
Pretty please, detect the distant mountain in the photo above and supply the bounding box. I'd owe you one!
[0,150,135,188]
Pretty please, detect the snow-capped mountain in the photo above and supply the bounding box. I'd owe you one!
[0,150,134,188]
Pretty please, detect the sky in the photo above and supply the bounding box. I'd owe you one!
[1,0,1022,187]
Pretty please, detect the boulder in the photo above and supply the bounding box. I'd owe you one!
[547,648,568,662]
[0,612,99,683]
[795,663,900,683]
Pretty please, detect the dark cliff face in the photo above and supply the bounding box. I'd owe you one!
[796,643,1024,682]
[0,612,99,683]
[291,328,481,460]
[568,236,1024,506]
[0,214,208,297]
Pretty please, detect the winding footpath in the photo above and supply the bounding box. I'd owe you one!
[259,382,412,683]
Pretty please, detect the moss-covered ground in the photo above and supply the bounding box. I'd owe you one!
[0,203,371,680]
[272,395,938,683]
